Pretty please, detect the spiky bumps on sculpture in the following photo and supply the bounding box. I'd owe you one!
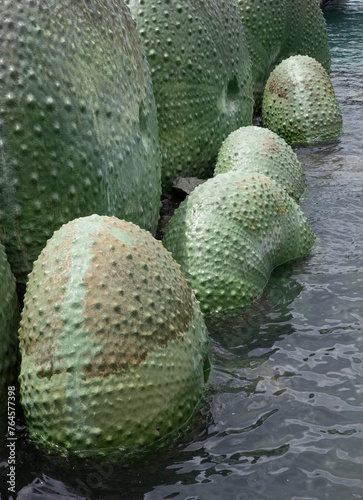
[0,243,20,389]
[0,0,161,293]
[235,0,331,111]
[262,55,342,144]
[214,125,305,202]
[19,215,210,457]
[126,0,253,191]
[163,172,316,316]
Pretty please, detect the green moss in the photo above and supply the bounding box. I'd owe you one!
[19,215,210,457]
[163,172,316,316]
[214,125,305,201]
[126,0,254,191]
[262,55,342,144]
[0,243,20,388]
[0,0,161,292]
[235,0,331,112]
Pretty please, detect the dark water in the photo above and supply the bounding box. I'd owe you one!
[1,1,363,498]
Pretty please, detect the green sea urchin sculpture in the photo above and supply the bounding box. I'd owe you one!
[127,0,254,191]
[0,0,162,292]
[262,55,342,144]
[19,215,210,457]
[214,125,305,201]
[163,172,316,316]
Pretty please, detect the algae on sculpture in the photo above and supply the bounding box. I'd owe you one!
[0,0,161,292]
[214,125,305,202]
[163,172,316,316]
[262,55,342,144]
[0,243,20,390]
[126,0,254,191]
[235,0,331,111]
[19,215,210,457]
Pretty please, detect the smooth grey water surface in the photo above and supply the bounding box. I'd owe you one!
[1,1,363,499]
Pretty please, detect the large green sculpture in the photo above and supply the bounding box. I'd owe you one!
[0,243,20,390]
[214,126,305,202]
[235,0,331,111]
[0,0,161,293]
[262,55,342,144]
[126,0,254,191]
[163,172,316,316]
[19,215,210,457]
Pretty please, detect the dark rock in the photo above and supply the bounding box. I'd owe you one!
[156,195,181,241]
[172,177,207,199]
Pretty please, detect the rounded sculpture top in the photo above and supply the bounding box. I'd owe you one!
[214,125,306,201]
[262,55,342,144]
[235,0,331,112]
[19,215,210,457]
[127,0,254,191]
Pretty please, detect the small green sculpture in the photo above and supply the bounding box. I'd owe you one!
[214,125,305,202]
[262,55,342,144]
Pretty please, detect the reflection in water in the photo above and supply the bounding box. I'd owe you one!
[17,476,89,500]
[207,264,303,355]
[2,1,363,499]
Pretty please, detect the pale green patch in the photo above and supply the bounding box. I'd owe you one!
[109,227,135,246]
[55,215,105,434]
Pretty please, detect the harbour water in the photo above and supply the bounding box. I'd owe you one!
[1,1,363,498]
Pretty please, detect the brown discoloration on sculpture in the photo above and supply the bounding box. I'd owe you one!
[260,135,282,156]
[81,217,194,378]
[268,75,288,99]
